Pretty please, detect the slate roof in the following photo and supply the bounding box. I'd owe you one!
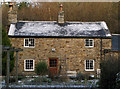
[8,21,111,38]
[112,34,120,51]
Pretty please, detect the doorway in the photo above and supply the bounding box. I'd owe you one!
[49,58,58,76]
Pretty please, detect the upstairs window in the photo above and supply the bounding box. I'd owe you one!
[24,38,35,48]
[85,60,94,71]
[85,39,94,47]
[24,59,35,71]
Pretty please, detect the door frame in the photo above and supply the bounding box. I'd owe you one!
[48,58,58,76]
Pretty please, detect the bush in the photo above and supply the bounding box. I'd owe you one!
[100,55,120,89]
[9,77,16,83]
[35,61,48,75]
[9,76,26,83]
[116,72,120,89]
[76,72,89,81]
[116,81,120,89]
[76,72,84,80]
[18,76,26,80]
[31,77,52,84]
[57,76,69,82]
[2,26,15,75]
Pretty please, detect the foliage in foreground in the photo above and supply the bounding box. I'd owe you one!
[2,26,14,75]
[100,55,120,89]
[76,72,89,81]
[35,61,48,75]
[116,72,120,89]
[31,77,52,84]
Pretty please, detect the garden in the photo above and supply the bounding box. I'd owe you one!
[1,61,99,88]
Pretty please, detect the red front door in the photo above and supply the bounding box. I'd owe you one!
[49,58,58,76]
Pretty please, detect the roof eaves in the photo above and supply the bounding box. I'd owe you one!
[8,35,112,39]
[18,21,57,23]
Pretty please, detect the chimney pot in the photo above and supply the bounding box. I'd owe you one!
[60,4,63,7]
[8,2,17,24]
[60,4,63,11]
[9,2,13,11]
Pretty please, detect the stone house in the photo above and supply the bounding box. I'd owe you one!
[8,3,112,77]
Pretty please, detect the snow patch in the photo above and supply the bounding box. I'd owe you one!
[8,24,16,36]
[101,21,108,30]
[106,34,111,36]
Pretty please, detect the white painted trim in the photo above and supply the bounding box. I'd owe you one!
[97,69,101,78]
[97,69,101,74]
[24,38,35,48]
[24,59,35,71]
[24,39,29,48]
[85,59,94,71]
[85,69,94,71]
[85,39,94,48]
[67,71,77,74]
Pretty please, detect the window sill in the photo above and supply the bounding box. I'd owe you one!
[24,70,34,72]
[24,46,35,48]
[85,69,94,72]
[85,46,94,48]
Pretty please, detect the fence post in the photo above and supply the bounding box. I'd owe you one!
[101,38,103,60]
[16,51,18,84]
[6,50,10,88]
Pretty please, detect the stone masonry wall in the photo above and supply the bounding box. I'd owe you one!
[10,38,111,76]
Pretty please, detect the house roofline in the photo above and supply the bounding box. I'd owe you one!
[18,20,107,23]
[8,35,112,39]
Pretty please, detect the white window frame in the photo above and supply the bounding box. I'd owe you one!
[24,38,35,48]
[24,59,35,71]
[85,39,94,48]
[85,59,94,71]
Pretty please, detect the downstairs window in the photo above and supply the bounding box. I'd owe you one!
[24,59,35,71]
[85,60,94,71]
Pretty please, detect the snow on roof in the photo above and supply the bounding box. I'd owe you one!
[8,21,111,37]
[8,24,16,36]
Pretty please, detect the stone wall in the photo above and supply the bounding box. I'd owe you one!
[10,38,111,76]
[8,10,17,24]
[104,52,120,60]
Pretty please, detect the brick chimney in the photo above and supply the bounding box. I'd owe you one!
[58,4,64,24]
[8,2,17,24]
